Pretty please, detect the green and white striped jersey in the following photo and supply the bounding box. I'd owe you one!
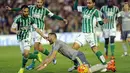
[28,5,54,30]
[100,5,119,29]
[77,6,102,33]
[12,15,35,41]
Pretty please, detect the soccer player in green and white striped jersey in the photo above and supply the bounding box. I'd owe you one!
[71,0,111,72]
[6,0,67,69]
[10,5,48,73]
[100,0,119,59]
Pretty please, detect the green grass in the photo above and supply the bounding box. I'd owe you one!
[0,42,130,73]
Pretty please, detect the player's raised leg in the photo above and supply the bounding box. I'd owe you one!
[18,42,42,73]
[72,42,81,50]
[26,40,50,70]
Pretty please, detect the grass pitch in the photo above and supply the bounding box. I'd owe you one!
[0,42,130,73]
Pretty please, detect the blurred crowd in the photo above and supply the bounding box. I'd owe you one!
[0,0,125,35]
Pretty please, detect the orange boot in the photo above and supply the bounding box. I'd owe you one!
[107,59,116,72]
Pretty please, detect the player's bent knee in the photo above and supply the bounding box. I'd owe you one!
[91,46,98,53]
[72,42,81,50]
[34,42,40,50]
[23,52,29,58]
[23,49,30,58]
[39,43,44,51]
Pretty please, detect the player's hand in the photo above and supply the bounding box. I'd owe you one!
[36,64,47,71]
[63,19,68,24]
[6,6,12,10]
[103,18,109,24]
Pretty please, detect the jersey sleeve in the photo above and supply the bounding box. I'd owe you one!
[28,5,32,8]
[31,17,37,28]
[95,10,102,21]
[100,6,107,18]
[117,11,122,17]
[100,6,104,13]
[74,0,83,12]
[32,24,37,29]
[28,5,34,10]
[11,16,19,29]
[116,6,119,14]
[11,22,17,29]
[30,17,35,24]
[77,6,83,12]
[45,8,54,17]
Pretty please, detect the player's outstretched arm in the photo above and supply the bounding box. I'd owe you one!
[32,24,47,39]
[95,10,104,25]
[74,0,78,10]
[100,6,109,24]
[10,28,19,34]
[45,8,68,24]
[73,0,83,12]
[36,51,57,70]
[51,15,68,24]
[6,6,21,11]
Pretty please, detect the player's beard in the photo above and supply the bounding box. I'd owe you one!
[23,14,28,17]
[49,40,53,45]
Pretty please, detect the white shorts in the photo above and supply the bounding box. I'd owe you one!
[75,33,98,47]
[19,38,31,54]
[103,29,116,38]
[32,30,43,43]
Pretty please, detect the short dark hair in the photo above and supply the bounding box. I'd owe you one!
[49,33,57,38]
[92,0,95,3]
[21,5,29,9]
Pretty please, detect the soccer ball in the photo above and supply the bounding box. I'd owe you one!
[77,64,89,73]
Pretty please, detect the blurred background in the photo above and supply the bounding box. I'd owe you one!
[0,0,127,35]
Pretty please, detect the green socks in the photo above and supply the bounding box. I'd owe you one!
[33,49,49,56]
[28,53,38,59]
[28,49,50,67]
[27,49,49,68]
[30,50,39,66]
[22,53,38,68]
[34,50,39,54]
[22,57,28,68]
[42,49,49,56]
[96,51,106,65]
[110,43,115,56]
